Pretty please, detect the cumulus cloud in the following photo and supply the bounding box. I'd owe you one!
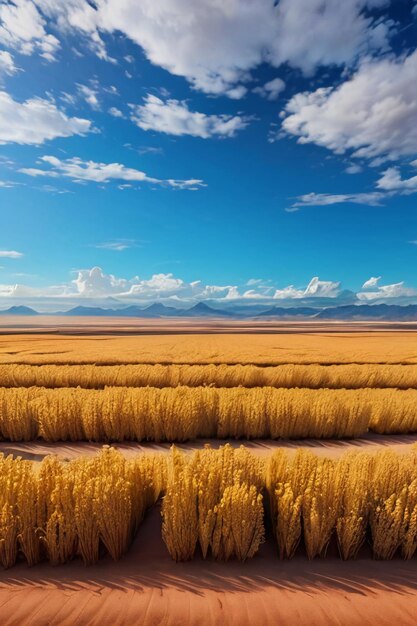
[0,50,17,77]
[71,267,235,301]
[2,267,417,308]
[77,82,100,109]
[377,166,417,193]
[98,0,392,94]
[0,91,91,145]
[282,49,417,162]
[73,266,130,297]
[130,94,250,138]
[253,77,285,100]
[357,280,417,300]
[19,154,205,189]
[3,1,393,97]
[345,163,363,174]
[0,0,60,61]
[0,250,23,258]
[288,191,386,211]
[362,276,381,289]
[108,106,123,118]
[273,276,340,299]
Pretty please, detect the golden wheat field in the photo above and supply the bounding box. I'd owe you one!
[2,327,417,625]
[1,385,417,442]
[3,362,417,388]
[1,327,417,364]
[3,444,417,568]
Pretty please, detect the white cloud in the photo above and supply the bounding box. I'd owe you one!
[72,267,234,301]
[13,0,392,97]
[94,240,136,251]
[282,49,417,162]
[130,94,250,138]
[99,0,392,94]
[268,0,392,75]
[0,250,23,258]
[304,276,340,297]
[377,166,417,192]
[362,276,381,289]
[0,91,91,144]
[96,0,275,95]
[358,281,417,300]
[0,180,19,188]
[77,82,100,109]
[0,50,17,77]
[345,163,363,174]
[19,154,205,189]
[2,266,417,308]
[73,266,130,297]
[224,86,247,100]
[0,0,60,61]
[253,77,285,100]
[273,276,340,299]
[288,191,386,211]
[108,106,123,118]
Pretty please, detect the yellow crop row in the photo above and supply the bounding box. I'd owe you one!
[3,445,417,567]
[162,444,265,561]
[267,447,417,560]
[1,363,417,389]
[0,447,164,568]
[0,385,416,442]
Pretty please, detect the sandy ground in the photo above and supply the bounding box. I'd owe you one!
[1,433,417,462]
[2,436,417,625]
[1,502,417,626]
[2,316,417,334]
[1,323,417,364]
[2,325,417,624]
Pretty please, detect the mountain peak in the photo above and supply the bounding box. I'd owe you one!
[183,302,233,317]
[0,305,39,316]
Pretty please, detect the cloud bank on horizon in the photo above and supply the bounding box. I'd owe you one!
[1,266,417,312]
[0,0,416,307]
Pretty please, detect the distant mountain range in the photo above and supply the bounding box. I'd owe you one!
[257,306,318,318]
[1,302,417,321]
[56,302,234,318]
[315,304,417,321]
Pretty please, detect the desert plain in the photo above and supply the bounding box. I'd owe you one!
[1,318,417,625]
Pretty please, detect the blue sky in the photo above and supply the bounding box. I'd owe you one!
[0,0,416,310]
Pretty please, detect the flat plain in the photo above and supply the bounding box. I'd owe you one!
[1,317,417,625]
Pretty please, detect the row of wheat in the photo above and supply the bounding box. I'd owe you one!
[0,385,416,442]
[161,444,265,561]
[162,445,417,562]
[0,447,164,569]
[3,445,417,568]
[267,447,417,560]
[2,363,417,390]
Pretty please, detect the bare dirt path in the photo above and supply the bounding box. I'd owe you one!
[1,504,416,626]
[1,433,417,462]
